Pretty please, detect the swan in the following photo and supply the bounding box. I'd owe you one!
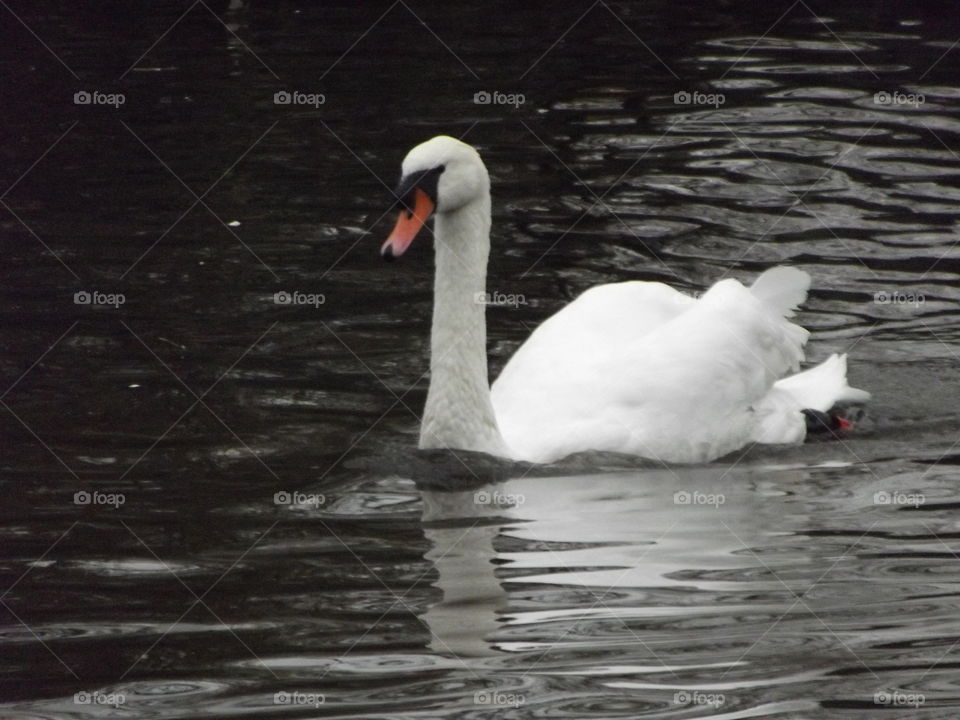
[380,135,870,464]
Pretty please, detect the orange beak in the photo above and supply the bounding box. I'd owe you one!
[381,188,434,260]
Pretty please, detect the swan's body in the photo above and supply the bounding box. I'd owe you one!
[381,136,869,464]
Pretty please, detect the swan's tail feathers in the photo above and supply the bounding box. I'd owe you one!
[773,353,871,412]
[751,266,811,318]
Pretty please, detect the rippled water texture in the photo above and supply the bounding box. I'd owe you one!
[2,1,960,718]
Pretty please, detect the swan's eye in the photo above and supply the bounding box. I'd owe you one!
[393,165,444,213]
[398,191,416,216]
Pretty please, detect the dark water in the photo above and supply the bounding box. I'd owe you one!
[3,1,960,717]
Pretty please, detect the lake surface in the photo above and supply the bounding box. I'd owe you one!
[2,1,960,717]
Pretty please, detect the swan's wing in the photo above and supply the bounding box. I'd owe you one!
[749,265,810,318]
[773,352,871,410]
[493,279,695,394]
[492,272,811,464]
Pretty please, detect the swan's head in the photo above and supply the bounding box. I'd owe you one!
[381,135,489,260]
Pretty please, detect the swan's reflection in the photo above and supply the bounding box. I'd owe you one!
[422,519,503,657]
[415,461,806,660]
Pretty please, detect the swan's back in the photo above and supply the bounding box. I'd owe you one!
[491,269,811,464]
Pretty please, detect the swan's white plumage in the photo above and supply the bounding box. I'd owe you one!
[491,270,812,463]
[771,352,872,411]
[749,265,810,318]
[390,135,870,464]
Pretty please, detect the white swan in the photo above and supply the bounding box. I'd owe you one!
[381,136,870,464]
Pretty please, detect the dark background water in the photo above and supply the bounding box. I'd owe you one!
[2,1,960,717]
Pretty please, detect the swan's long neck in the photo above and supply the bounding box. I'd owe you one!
[419,195,510,457]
